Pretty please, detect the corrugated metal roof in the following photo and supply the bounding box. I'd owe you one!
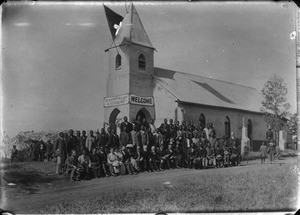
[154,67,264,113]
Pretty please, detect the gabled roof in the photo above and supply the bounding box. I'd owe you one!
[114,4,154,49]
[154,67,264,113]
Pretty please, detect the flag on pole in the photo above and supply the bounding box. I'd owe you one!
[103,5,124,39]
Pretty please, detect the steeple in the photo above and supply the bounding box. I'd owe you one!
[105,3,154,50]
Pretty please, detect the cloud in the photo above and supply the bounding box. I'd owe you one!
[13,22,31,27]
[77,23,97,27]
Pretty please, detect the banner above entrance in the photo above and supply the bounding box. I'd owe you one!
[104,94,129,107]
[104,94,154,107]
[130,94,154,106]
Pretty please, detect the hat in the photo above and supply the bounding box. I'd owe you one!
[126,144,133,148]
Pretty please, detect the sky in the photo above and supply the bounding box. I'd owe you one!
[1,1,297,137]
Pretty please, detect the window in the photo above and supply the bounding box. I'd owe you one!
[138,54,146,70]
[225,116,230,138]
[115,54,121,70]
[247,119,252,140]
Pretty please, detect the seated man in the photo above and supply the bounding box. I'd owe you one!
[205,143,216,168]
[90,148,101,178]
[223,140,231,167]
[139,145,150,172]
[161,145,171,170]
[214,142,223,168]
[189,144,201,169]
[121,146,134,175]
[77,149,91,180]
[115,147,127,175]
[65,150,80,181]
[97,146,110,177]
[107,147,120,176]
[127,146,139,173]
[198,144,206,169]
[148,146,159,171]
[169,144,180,168]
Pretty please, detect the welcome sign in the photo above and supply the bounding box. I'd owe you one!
[130,94,154,106]
[104,94,154,107]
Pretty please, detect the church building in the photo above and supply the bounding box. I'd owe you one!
[102,4,286,151]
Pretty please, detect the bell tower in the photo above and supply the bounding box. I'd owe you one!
[103,4,156,129]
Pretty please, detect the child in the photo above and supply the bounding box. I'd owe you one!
[260,142,267,164]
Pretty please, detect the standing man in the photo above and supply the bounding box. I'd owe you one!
[260,142,267,164]
[266,125,273,143]
[119,126,130,147]
[79,130,87,153]
[86,130,95,152]
[120,116,133,133]
[149,119,157,134]
[66,129,77,156]
[75,130,81,152]
[10,145,18,163]
[204,123,210,140]
[268,139,276,163]
[99,128,109,150]
[54,132,67,174]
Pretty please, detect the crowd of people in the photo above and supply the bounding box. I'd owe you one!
[53,116,244,181]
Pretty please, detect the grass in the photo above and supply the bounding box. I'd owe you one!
[2,161,63,194]
[40,161,298,213]
[245,149,298,161]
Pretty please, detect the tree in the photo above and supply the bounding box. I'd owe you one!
[287,113,297,135]
[260,75,291,132]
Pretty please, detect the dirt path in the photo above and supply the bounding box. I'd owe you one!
[3,157,298,213]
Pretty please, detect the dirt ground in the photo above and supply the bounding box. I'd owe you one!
[2,157,298,214]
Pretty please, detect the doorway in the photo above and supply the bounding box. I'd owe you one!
[136,108,152,123]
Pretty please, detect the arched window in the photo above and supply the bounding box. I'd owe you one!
[199,113,206,127]
[115,54,121,70]
[138,54,146,70]
[225,116,230,138]
[247,119,252,140]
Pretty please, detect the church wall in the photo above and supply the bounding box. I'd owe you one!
[128,44,154,97]
[153,80,178,127]
[106,47,130,97]
[176,102,268,142]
